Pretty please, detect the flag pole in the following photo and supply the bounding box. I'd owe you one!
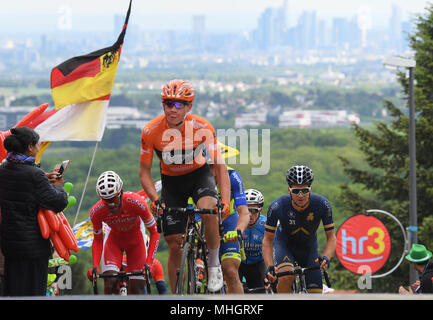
[73,141,99,227]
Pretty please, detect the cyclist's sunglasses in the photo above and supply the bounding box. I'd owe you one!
[102,193,121,204]
[163,100,189,109]
[248,208,261,214]
[290,187,311,195]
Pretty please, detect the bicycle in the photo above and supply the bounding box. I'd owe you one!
[91,267,151,296]
[275,258,332,294]
[157,206,218,295]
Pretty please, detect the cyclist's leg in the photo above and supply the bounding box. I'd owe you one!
[125,228,147,295]
[160,175,190,293]
[101,230,123,294]
[304,242,323,294]
[192,163,220,253]
[220,213,243,294]
[192,165,222,292]
[273,233,295,293]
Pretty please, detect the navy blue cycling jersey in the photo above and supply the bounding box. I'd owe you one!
[265,193,334,247]
[242,215,266,265]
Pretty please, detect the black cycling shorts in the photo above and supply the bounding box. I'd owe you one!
[160,163,218,236]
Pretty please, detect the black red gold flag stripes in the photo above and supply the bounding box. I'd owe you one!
[35,1,132,144]
[50,0,131,110]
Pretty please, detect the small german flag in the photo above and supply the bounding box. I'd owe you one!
[35,1,132,144]
[51,1,131,110]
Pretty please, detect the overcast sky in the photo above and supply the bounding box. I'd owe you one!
[1,0,432,33]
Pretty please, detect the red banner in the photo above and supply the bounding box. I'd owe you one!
[336,215,391,274]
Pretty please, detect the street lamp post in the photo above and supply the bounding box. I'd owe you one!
[383,56,417,285]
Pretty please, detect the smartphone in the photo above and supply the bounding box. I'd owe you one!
[53,160,70,176]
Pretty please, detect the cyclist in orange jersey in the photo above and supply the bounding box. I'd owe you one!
[139,79,231,293]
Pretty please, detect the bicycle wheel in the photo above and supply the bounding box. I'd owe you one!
[176,241,192,295]
[186,247,197,294]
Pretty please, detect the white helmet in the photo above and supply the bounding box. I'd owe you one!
[96,171,123,199]
[245,189,264,207]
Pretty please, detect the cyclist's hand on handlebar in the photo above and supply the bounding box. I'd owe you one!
[87,267,99,282]
[220,200,230,219]
[223,230,238,243]
[265,266,277,283]
[315,256,330,272]
[151,197,165,217]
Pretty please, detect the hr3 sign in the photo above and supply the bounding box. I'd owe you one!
[336,215,391,274]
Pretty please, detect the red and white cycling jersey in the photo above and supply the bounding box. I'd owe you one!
[90,191,160,272]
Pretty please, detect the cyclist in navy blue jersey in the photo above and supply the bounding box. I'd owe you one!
[238,189,267,292]
[263,165,336,293]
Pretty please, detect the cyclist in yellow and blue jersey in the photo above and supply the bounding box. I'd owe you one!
[206,164,250,294]
[263,165,336,293]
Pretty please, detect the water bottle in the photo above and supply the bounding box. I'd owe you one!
[195,258,205,289]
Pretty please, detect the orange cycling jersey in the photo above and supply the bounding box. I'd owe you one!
[140,113,222,176]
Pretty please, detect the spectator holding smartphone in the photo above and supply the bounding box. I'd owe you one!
[0,127,68,296]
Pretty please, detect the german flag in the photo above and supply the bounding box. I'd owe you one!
[35,0,131,143]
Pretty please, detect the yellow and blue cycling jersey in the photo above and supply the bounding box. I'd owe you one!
[220,167,247,262]
[266,193,334,292]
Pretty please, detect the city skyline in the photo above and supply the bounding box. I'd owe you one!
[0,0,431,34]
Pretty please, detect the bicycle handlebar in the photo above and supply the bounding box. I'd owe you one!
[93,270,146,279]
[276,264,332,288]
[164,207,217,215]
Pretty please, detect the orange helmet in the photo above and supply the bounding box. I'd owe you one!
[161,79,195,104]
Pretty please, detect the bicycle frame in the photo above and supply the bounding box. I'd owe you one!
[161,206,217,295]
[276,261,332,294]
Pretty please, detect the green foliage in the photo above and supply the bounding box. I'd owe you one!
[338,4,433,293]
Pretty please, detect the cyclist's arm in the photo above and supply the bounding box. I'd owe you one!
[262,231,275,270]
[214,163,231,204]
[137,202,160,266]
[230,170,249,233]
[90,218,103,270]
[321,198,336,262]
[322,229,336,261]
[145,223,160,266]
[139,161,158,202]
[236,205,249,233]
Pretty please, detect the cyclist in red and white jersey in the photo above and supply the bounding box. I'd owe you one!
[88,171,160,294]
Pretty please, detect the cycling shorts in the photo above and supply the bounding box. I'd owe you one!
[219,213,241,262]
[239,260,266,291]
[273,235,322,292]
[101,226,147,280]
[160,163,218,236]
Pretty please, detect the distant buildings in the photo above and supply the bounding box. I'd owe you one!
[278,110,360,128]
[234,109,360,129]
[0,106,153,131]
[253,1,411,53]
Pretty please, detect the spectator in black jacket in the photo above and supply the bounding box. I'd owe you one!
[0,127,68,296]
[399,244,433,294]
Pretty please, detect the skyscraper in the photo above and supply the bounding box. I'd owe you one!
[389,4,402,52]
[192,15,206,53]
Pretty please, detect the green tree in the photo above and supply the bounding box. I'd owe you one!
[337,5,433,292]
